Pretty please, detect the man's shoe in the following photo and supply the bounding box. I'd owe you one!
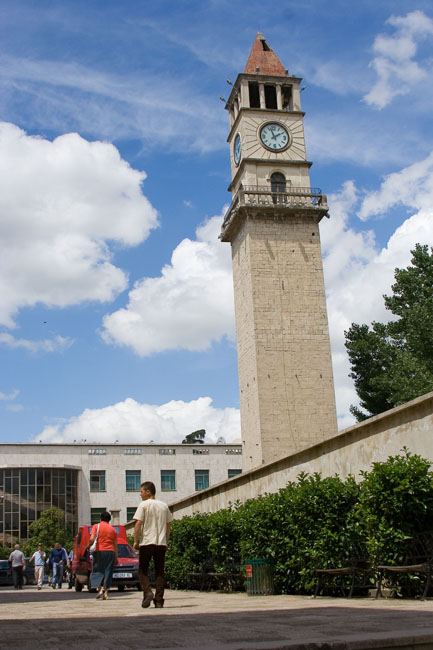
[154,600,164,608]
[141,593,153,608]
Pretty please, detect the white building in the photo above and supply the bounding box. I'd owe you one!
[0,442,242,543]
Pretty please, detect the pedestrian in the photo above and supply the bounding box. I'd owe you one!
[133,480,173,609]
[30,543,46,590]
[87,511,118,600]
[49,541,68,589]
[8,544,26,590]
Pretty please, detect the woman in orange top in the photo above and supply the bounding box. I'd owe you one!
[87,511,118,600]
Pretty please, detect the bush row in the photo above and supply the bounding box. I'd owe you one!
[165,450,433,594]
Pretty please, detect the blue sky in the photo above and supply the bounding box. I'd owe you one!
[1,0,433,444]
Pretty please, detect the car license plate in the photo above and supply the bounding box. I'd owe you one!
[113,572,132,579]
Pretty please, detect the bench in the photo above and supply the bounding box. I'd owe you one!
[313,540,373,598]
[375,531,433,600]
[188,558,242,592]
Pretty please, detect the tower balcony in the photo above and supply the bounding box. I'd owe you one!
[220,185,329,242]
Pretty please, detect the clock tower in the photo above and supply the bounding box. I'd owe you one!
[221,33,337,470]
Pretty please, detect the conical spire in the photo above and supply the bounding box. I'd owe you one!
[244,33,286,75]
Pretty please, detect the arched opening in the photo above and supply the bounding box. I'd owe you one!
[271,172,286,204]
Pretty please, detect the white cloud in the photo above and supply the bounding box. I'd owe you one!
[0,122,158,328]
[34,396,241,444]
[364,10,433,109]
[101,212,235,355]
[0,389,20,401]
[359,151,433,220]
[0,333,73,353]
[0,388,23,413]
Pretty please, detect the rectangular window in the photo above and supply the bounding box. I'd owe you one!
[195,470,209,491]
[228,469,242,479]
[126,507,137,521]
[124,448,142,455]
[159,448,176,455]
[125,470,141,492]
[161,470,176,491]
[89,470,105,492]
[90,507,106,525]
[193,448,209,455]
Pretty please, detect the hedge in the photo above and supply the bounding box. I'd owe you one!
[165,450,433,595]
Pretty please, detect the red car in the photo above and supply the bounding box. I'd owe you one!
[71,524,140,591]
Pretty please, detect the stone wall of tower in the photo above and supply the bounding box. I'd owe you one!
[232,211,337,470]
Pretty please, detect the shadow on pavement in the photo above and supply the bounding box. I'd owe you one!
[1,606,433,650]
[0,587,136,604]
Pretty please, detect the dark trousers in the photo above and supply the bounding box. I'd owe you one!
[138,545,167,603]
[12,566,23,588]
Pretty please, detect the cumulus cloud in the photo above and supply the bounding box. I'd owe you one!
[322,153,433,427]
[101,212,235,355]
[34,396,241,444]
[0,122,158,330]
[364,10,433,109]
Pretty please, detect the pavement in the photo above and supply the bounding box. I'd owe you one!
[1,586,433,650]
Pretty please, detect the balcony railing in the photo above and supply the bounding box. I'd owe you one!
[221,185,328,236]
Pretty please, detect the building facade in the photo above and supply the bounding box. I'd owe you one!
[0,443,242,543]
[221,33,337,470]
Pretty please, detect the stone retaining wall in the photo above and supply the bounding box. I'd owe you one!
[169,391,433,518]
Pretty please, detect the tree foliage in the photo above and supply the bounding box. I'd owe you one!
[182,429,206,444]
[21,507,74,557]
[345,244,433,420]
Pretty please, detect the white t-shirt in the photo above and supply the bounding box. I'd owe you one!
[133,498,173,546]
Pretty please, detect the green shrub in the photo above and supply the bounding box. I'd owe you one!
[166,450,433,596]
[357,449,433,565]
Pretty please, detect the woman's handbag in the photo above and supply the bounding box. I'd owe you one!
[89,523,100,552]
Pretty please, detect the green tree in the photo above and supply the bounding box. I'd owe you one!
[22,507,74,557]
[182,429,206,444]
[345,244,433,420]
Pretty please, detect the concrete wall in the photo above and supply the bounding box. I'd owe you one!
[170,391,433,518]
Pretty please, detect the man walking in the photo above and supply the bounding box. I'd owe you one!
[30,543,46,590]
[133,481,172,609]
[49,541,68,589]
[8,544,26,589]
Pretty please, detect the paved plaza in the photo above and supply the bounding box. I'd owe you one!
[1,586,433,650]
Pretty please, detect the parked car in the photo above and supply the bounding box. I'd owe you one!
[0,558,36,586]
[71,524,139,592]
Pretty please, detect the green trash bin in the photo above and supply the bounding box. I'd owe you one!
[245,558,274,595]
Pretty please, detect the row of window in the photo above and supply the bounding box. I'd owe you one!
[88,447,242,455]
[89,469,242,493]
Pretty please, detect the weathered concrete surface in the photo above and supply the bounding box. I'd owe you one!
[1,586,433,650]
[170,391,433,519]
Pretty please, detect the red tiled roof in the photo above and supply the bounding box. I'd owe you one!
[244,32,286,76]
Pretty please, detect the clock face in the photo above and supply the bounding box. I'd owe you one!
[234,134,241,165]
[260,122,290,151]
